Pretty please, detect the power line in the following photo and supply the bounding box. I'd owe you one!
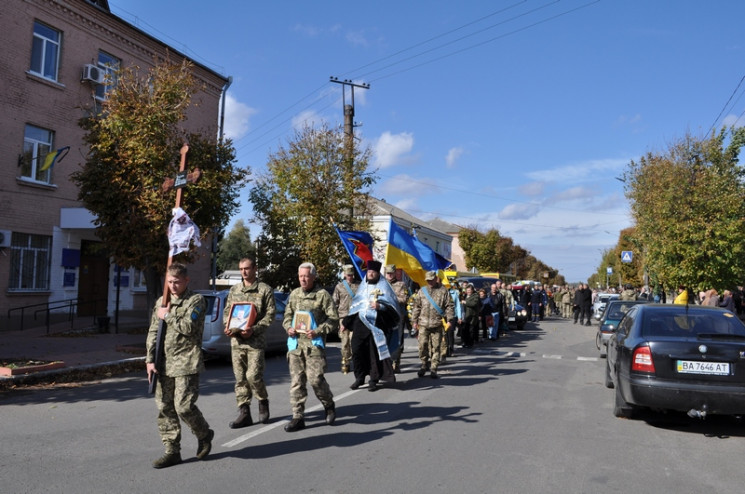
[376,172,628,217]
[707,73,745,136]
[354,0,561,81]
[365,0,601,83]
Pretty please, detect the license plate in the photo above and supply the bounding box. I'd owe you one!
[676,360,730,375]
[508,316,516,322]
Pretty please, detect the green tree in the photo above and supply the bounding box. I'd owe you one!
[623,128,745,291]
[72,60,249,304]
[216,220,253,273]
[458,227,512,272]
[249,124,376,289]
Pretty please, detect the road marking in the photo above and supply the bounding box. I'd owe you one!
[222,389,360,448]
[543,354,562,359]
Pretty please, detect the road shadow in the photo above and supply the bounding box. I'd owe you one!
[213,401,481,460]
[635,409,745,438]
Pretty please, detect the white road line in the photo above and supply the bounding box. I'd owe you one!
[543,354,562,359]
[222,389,360,448]
[577,356,599,362]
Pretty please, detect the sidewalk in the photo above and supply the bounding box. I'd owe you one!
[0,312,150,389]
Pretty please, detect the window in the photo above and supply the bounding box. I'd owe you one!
[9,233,52,291]
[30,21,61,81]
[95,51,120,101]
[131,268,147,291]
[21,124,54,183]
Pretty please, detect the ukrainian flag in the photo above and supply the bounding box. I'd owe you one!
[384,219,451,287]
[39,146,70,172]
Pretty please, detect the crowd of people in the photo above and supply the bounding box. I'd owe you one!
[144,258,745,469]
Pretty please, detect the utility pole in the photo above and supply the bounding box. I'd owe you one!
[329,76,369,225]
[329,76,370,141]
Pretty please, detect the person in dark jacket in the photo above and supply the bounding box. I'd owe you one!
[462,284,479,348]
[573,283,593,325]
[530,284,544,322]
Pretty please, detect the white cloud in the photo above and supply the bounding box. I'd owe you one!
[377,173,428,197]
[445,147,464,168]
[223,94,257,141]
[291,110,325,131]
[550,186,598,203]
[373,131,414,168]
[518,181,545,197]
[498,202,541,220]
[723,113,745,128]
[346,30,369,47]
[525,158,629,184]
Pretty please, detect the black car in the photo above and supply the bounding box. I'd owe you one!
[605,304,745,419]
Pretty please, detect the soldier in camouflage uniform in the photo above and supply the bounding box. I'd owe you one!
[146,263,213,469]
[385,264,409,372]
[411,270,455,379]
[282,262,338,432]
[223,257,276,429]
[332,265,359,374]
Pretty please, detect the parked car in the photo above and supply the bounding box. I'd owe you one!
[595,300,650,357]
[199,289,289,359]
[605,304,745,419]
[508,303,528,330]
[593,293,619,320]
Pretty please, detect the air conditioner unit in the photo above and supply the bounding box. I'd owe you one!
[81,64,104,84]
[0,230,11,248]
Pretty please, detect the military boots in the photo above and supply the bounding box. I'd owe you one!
[258,399,270,424]
[152,452,182,469]
[229,404,253,429]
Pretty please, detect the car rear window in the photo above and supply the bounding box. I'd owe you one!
[607,303,636,320]
[641,309,745,338]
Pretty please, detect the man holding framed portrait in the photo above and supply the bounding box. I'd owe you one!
[223,257,276,428]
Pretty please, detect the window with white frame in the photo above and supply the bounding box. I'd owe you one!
[95,51,120,101]
[8,233,52,291]
[21,124,54,184]
[30,21,61,81]
[131,268,147,291]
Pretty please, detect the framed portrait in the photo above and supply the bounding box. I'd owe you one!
[291,310,314,334]
[227,302,257,335]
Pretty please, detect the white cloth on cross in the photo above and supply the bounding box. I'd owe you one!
[168,207,201,256]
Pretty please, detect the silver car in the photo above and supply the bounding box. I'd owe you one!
[199,289,289,358]
[593,293,619,320]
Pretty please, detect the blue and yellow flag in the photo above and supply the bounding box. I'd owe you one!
[384,219,451,287]
[39,146,70,172]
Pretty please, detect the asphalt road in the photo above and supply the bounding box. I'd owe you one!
[3,316,745,493]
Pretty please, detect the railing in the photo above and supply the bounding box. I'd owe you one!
[7,298,108,333]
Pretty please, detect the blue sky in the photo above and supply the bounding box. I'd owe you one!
[112,0,745,282]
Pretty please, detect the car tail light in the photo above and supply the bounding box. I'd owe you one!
[631,345,655,373]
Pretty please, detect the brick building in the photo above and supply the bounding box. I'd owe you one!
[0,0,229,328]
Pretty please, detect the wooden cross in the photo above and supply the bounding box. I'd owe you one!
[149,143,201,394]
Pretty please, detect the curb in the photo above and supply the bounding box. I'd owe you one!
[0,357,145,390]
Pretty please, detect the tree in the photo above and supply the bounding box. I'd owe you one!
[72,60,249,304]
[623,128,745,291]
[458,227,512,272]
[249,124,376,289]
[216,220,253,273]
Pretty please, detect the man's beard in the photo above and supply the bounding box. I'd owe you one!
[367,273,380,284]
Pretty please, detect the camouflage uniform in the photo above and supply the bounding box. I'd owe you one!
[389,279,409,370]
[562,289,573,318]
[224,280,276,409]
[332,279,359,373]
[146,289,211,455]
[411,283,455,373]
[283,285,338,419]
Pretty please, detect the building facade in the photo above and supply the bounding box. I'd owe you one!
[0,0,228,326]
